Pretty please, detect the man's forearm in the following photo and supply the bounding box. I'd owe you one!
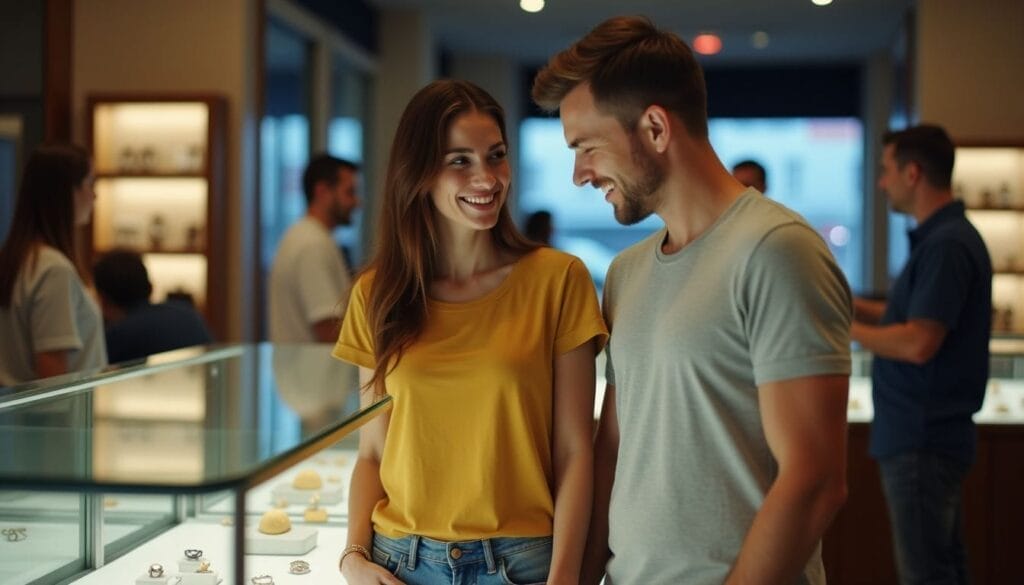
[851,321,935,364]
[725,471,847,584]
[579,434,616,584]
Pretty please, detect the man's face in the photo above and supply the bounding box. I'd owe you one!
[328,167,360,226]
[878,144,912,213]
[560,83,665,226]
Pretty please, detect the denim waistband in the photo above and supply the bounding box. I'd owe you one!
[372,531,552,571]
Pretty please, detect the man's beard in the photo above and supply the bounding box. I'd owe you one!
[613,134,665,226]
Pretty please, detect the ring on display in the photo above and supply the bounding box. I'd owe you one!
[1,528,27,542]
[197,561,212,573]
[251,575,275,585]
[289,559,310,574]
[184,548,203,560]
[149,563,164,578]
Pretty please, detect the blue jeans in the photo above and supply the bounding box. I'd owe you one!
[372,531,552,585]
[879,451,971,585]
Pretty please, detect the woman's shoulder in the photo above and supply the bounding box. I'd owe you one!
[518,246,583,270]
[29,246,77,279]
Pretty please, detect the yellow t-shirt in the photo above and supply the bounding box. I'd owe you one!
[333,247,607,540]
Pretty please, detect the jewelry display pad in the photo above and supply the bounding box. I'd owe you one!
[244,526,317,556]
[176,573,220,585]
[177,557,209,573]
[65,521,348,584]
[135,574,180,584]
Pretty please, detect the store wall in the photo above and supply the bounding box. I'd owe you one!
[916,0,1024,141]
[72,0,261,342]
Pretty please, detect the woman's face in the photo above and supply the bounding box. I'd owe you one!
[73,166,96,226]
[429,110,510,234]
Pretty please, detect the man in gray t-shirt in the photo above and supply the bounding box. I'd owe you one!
[533,16,852,585]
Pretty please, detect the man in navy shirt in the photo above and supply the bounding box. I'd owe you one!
[851,125,991,584]
[93,249,212,363]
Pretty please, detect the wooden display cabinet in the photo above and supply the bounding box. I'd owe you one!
[955,143,1024,334]
[86,94,227,341]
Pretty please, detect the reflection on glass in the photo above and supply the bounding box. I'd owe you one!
[0,344,377,489]
[0,490,81,583]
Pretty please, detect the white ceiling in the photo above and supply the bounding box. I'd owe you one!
[368,0,916,65]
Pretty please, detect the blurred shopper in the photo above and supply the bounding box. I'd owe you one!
[524,209,555,246]
[93,248,212,363]
[269,154,360,342]
[334,79,607,585]
[0,143,107,386]
[732,159,768,194]
[534,16,852,585]
[851,125,990,585]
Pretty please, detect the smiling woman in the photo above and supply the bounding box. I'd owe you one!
[332,79,607,585]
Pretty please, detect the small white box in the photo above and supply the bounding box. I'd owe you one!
[270,483,344,506]
[177,558,208,573]
[245,525,318,555]
[135,574,179,585]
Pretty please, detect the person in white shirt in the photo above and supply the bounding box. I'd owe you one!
[269,155,360,343]
[0,143,108,386]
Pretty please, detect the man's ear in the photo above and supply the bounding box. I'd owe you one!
[902,160,922,185]
[637,105,671,154]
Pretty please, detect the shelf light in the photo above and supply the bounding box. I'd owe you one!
[520,0,544,13]
[812,0,833,5]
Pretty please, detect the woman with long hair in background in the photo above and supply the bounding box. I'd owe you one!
[334,79,607,585]
[0,143,107,386]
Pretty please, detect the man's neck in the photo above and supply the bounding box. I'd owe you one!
[657,143,749,254]
[913,190,955,224]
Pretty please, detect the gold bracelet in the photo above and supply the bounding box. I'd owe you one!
[339,544,371,572]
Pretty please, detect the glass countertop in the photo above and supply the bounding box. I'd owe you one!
[0,343,388,492]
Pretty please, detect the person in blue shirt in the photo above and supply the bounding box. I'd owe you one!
[93,249,212,363]
[851,124,991,585]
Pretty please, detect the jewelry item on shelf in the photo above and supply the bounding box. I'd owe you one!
[103,497,118,508]
[251,575,275,585]
[2,527,27,542]
[197,561,212,573]
[148,214,167,251]
[273,497,288,509]
[303,493,328,523]
[292,469,322,490]
[140,146,157,172]
[258,509,292,535]
[149,564,165,578]
[289,559,310,575]
[184,548,204,560]
[220,516,234,526]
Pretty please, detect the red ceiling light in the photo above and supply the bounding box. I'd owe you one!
[693,33,723,56]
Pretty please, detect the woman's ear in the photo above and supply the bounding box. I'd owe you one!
[637,105,672,154]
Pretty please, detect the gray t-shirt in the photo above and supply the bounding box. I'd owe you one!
[604,191,851,585]
[0,246,107,386]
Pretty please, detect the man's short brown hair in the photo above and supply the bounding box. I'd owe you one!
[532,15,708,138]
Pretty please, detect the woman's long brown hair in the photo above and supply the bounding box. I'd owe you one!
[0,143,91,307]
[364,79,536,397]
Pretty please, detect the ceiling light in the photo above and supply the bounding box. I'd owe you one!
[751,31,770,49]
[812,0,833,5]
[692,33,722,56]
[520,0,544,13]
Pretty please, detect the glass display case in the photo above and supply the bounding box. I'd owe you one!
[0,344,387,585]
[87,94,228,340]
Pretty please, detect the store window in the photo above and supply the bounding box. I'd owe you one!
[327,58,370,271]
[517,117,866,293]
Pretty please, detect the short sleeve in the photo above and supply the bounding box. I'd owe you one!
[299,242,350,324]
[742,224,853,385]
[29,263,84,353]
[554,258,609,355]
[332,274,375,369]
[906,241,975,330]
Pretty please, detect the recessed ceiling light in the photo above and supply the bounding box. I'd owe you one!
[751,31,770,49]
[520,0,545,13]
[812,0,833,5]
[693,33,722,56]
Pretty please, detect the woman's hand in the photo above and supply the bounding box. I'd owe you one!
[341,554,406,585]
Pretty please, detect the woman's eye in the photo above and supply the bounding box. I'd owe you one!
[489,150,508,161]
[448,157,469,166]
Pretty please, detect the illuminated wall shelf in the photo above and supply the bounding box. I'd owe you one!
[87,94,227,339]
[955,144,1024,334]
